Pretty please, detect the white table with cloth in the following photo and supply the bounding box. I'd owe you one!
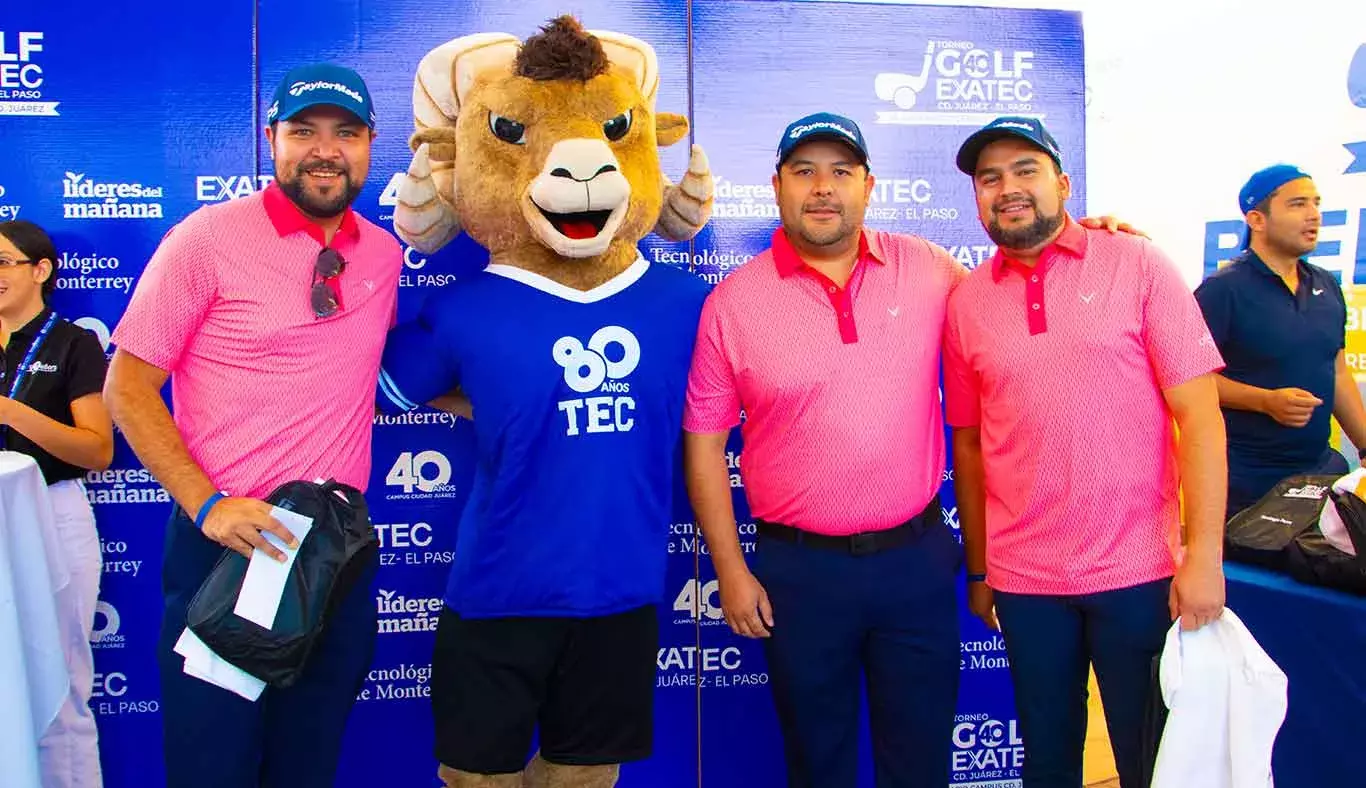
[0,450,71,788]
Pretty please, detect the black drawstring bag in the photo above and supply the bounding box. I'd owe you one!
[1225,474,1366,595]
[185,479,378,688]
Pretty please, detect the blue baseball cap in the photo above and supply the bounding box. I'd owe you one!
[1237,164,1312,248]
[776,112,870,170]
[956,115,1062,175]
[267,63,375,129]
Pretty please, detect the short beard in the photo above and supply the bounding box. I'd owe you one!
[987,205,1065,251]
[798,214,858,248]
[277,163,362,219]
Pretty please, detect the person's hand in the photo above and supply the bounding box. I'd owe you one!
[968,581,999,631]
[1170,560,1225,631]
[1077,215,1149,238]
[1261,387,1322,427]
[0,395,14,426]
[201,497,297,561]
[717,567,774,638]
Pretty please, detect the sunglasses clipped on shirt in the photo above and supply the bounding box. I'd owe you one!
[310,247,347,319]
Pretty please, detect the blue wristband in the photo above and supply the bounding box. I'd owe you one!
[195,491,226,529]
[967,573,987,583]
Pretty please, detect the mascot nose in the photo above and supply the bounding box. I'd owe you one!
[550,164,618,181]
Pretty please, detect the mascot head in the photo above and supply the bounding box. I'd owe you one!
[393,16,713,287]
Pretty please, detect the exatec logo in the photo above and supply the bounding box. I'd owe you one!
[383,450,458,501]
[656,645,767,689]
[196,175,274,202]
[62,172,164,220]
[0,183,18,220]
[92,671,159,715]
[554,326,639,436]
[375,589,442,635]
[951,714,1024,783]
[875,40,1038,127]
[0,31,59,117]
[91,600,125,649]
[375,521,454,568]
[394,244,459,289]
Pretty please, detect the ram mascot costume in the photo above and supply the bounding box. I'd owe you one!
[374,16,714,788]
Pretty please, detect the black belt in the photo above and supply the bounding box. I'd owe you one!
[755,495,940,556]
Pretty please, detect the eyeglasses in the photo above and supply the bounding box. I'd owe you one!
[0,258,34,268]
[310,248,346,319]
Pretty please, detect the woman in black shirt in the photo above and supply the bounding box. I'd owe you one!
[0,220,113,787]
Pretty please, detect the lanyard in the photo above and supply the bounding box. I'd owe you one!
[6,311,58,400]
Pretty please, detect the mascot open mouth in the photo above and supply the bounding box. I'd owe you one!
[538,207,614,240]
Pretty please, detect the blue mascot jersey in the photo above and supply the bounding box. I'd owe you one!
[377,258,710,618]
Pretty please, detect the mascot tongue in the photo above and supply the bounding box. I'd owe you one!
[559,220,599,240]
[546,209,610,240]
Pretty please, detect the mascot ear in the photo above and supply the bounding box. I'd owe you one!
[395,32,519,254]
[656,113,688,148]
[588,29,660,106]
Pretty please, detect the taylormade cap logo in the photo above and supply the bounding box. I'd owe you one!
[776,111,870,168]
[269,63,375,129]
[789,121,856,141]
[288,79,365,105]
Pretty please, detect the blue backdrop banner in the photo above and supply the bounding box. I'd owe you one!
[0,2,1083,786]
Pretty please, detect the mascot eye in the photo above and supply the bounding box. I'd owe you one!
[603,111,632,141]
[489,113,526,145]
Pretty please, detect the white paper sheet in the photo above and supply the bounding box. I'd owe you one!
[173,627,266,702]
[231,508,314,629]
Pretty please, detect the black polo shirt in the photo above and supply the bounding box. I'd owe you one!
[1194,250,1345,476]
[1,308,108,485]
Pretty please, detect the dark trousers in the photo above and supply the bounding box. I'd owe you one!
[754,522,962,788]
[156,505,378,788]
[994,578,1172,788]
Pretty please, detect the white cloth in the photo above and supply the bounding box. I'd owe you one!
[37,479,103,788]
[1317,467,1366,556]
[1152,608,1288,788]
[0,451,72,788]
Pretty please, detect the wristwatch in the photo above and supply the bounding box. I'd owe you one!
[967,573,987,583]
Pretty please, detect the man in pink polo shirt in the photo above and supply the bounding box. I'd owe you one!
[684,112,968,787]
[103,64,400,787]
[944,116,1228,788]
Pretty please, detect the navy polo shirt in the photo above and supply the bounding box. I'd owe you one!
[1194,251,1345,476]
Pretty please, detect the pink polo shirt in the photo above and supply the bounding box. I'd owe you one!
[685,228,967,535]
[942,219,1224,595]
[111,183,401,499]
